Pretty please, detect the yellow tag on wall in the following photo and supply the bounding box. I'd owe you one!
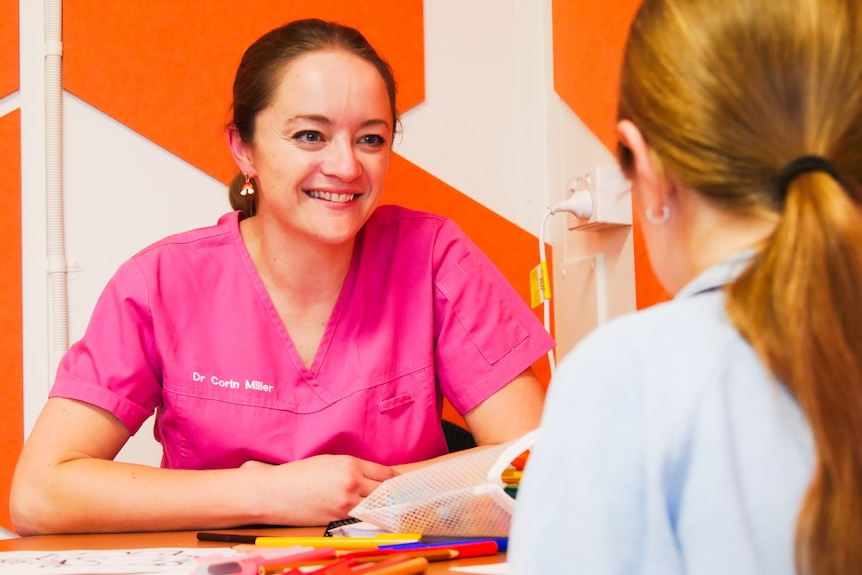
[529,261,551,308]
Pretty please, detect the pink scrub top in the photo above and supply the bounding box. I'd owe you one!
[51,206,555,470]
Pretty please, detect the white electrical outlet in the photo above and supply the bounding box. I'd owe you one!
[567,165,633,231]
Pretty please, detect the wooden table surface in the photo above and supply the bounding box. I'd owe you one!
[0,526,507,574]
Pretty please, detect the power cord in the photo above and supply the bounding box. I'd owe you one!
[538,190,593,375]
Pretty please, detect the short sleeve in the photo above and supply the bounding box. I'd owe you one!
[431,219,555,414]
[50,258,163,434]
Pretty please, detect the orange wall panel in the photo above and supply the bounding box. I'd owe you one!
[552,0,638,152]
[0,109,23,530]
[0,0,17,97]
[64,0,424,185]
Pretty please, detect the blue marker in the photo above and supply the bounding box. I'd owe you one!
[378,537,508,552]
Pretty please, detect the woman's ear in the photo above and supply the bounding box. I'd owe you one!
[226,124,255,176]
[616,120,669,211]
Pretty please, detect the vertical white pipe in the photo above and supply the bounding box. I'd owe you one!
[45,0,67,376]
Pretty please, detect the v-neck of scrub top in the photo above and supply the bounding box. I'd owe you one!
[231,212,360,386]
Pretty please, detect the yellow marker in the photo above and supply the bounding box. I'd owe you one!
[198,531,422,549]
[249,534,422,550]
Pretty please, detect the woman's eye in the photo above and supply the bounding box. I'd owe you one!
[294,131,323,143]
[359,134,386,146]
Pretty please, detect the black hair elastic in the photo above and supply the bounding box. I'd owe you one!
[776,155,844,198]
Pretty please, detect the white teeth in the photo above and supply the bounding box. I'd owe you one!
[307,190,356,203]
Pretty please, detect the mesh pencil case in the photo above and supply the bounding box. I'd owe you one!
[349,429,538,537]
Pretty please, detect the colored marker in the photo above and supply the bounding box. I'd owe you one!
[258,548,455,574]
[380,541,500,559]
[197,532,422,549]
[378,537,509,557]
[203,549,319,575]
[302,556,359,574]
[345,555,428,575]
[501,468,523,483]
[510,451,530,470]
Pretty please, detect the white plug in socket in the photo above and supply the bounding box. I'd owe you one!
[567,165,633,231]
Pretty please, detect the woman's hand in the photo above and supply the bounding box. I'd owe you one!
[251,455,397,525]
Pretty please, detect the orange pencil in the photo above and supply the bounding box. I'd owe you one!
[350,555,429,575]
[259,548,452,573]
[306,557,360,574]
[254,548,337,574]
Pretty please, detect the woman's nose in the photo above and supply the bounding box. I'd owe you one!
[322,139,362,181]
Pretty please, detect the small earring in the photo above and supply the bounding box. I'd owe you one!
[645,205,670,225]
[240,173,255,196]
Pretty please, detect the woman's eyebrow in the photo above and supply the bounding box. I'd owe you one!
[360,118,391,131]
[285,115,390,132]
[286,114,331,126]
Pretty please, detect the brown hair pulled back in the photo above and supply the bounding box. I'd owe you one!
[226,19,399,216]
[619,0,862,573]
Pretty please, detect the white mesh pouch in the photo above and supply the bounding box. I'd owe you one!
[349,429,538,537]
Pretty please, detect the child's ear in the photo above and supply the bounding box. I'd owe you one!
[615,120,670,214]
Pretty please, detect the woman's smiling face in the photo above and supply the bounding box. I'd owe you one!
[246,49,393,246]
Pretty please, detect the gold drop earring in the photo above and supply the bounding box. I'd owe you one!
[240,173,255,196]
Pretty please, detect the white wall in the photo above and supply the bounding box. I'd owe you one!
[396,0,551,233]
[19,0,634,466]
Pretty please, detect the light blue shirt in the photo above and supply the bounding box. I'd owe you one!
[509,252,814,575]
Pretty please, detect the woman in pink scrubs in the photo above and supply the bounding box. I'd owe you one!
[10,19,555,535]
